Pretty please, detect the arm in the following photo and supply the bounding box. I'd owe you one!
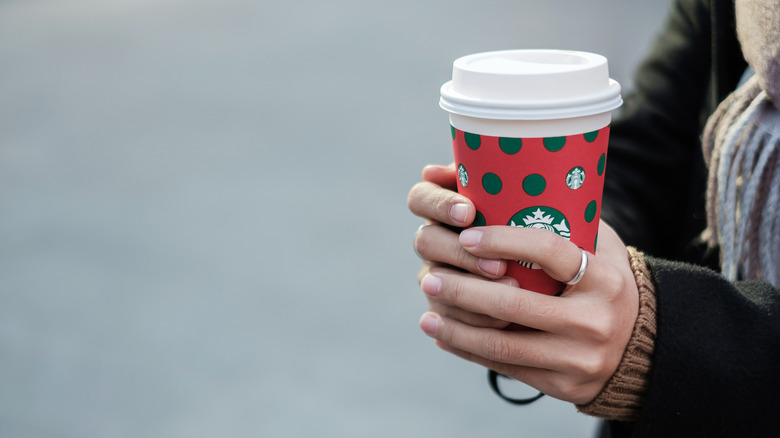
[623,258,780,436]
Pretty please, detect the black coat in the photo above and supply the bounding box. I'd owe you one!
[600,0,780,436]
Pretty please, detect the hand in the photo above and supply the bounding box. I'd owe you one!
[408,164,512,329]
[418,221,639,405]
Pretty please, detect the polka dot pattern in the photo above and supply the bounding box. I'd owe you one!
[543,136,566,152]
[523,174,546,196]
[597,153,606,176]
[465,132,481,150]
[585,200,598,223]
[449,125,611,294]
[482,172,502,195]
[499,137,522,155]
[473,211,486,227]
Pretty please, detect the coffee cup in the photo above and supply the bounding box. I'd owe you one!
[440,49,622,295]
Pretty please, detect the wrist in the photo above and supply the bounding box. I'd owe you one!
[576,247,657,421]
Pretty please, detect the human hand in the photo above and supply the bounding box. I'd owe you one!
[408,163,512,329]
[418,221,639,405]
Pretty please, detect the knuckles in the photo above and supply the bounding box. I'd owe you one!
[453,243,474,270]
[406,182,429,214]
[407,181,459,224]
[483,332,515,362]
[573,350,610,381]
[495,291,528,320]
[553,350,612,403]
[600,267,626,300]
[443,274,467,307]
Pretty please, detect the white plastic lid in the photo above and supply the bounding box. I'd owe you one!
[440,49,622,120]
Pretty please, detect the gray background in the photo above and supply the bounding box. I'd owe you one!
[0,0,669,436]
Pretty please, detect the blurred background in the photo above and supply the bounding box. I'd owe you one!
[0,0,670,436]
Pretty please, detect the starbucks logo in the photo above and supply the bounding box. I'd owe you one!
[458,163,468,187]
[508,206,571,269]
[566,167,585,190]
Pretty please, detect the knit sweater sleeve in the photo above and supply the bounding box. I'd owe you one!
[578,249,780,438]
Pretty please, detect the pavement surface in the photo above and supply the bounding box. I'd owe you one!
[0,0,669,436]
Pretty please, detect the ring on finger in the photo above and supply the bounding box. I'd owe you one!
[413,224,427,259]
[566,249,588,285]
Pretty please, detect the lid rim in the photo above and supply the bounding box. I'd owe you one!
[440,79,623,120]
[439,95,623,120]
[440,80,621,109]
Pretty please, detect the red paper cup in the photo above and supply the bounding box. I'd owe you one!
[451,126,610,295]
[440,50,622,295]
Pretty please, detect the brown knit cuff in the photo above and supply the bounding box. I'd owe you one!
[576,247,657,421]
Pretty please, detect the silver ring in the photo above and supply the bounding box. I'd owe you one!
[413,224,426,259]
[566,249,588,285]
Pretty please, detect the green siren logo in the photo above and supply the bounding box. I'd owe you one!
[509,206,571,269]
[566,167,585,190]
[457,163,468,187]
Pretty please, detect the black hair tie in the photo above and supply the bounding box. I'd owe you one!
[488,370,545,405]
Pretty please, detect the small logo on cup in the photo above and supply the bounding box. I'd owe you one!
[458,164,468,187]
[509,206,571,269]
[566,167,585,190]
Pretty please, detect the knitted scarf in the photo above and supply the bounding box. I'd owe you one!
[702,0,780,285]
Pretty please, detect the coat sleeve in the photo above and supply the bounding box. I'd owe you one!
[622,257,780,437]
[601,0,742,261]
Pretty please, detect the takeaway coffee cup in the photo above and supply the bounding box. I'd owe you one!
[440,49,622,295]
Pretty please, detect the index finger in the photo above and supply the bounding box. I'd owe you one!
[459,226,590,286]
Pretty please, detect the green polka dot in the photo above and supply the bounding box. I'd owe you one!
[597,153,606,176]
[584,130,599,142]
[585,200,598,223]
[499,137,522,155]
[594,232,599,252]
[473,211,486,227]
[451,125,456,140]
[543,136,566,152]
[465,132,481,150]
[482,173,502,195]
[522,174,546,196]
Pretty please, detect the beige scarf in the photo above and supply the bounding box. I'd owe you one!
[702,0,780,285]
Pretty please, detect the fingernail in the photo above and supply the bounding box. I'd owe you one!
[459,228,482,248]
[495,276,520,287]
[478,258,502,276]
[450,203,469,224]
[420,313,439,336]
[420,274,442,296]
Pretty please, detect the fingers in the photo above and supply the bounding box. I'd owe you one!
[420,312,613,404]
[459,227,599,288]
[415,224,507,279]
[420,311,569,375]
[416,220,642,405]
[427,300,511,330]
[419,261,513,330]
[408,181,475,228]
[431,335,553,398]
[420,268,569,332]
[421,163,457,189]
[431,335,602,405]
